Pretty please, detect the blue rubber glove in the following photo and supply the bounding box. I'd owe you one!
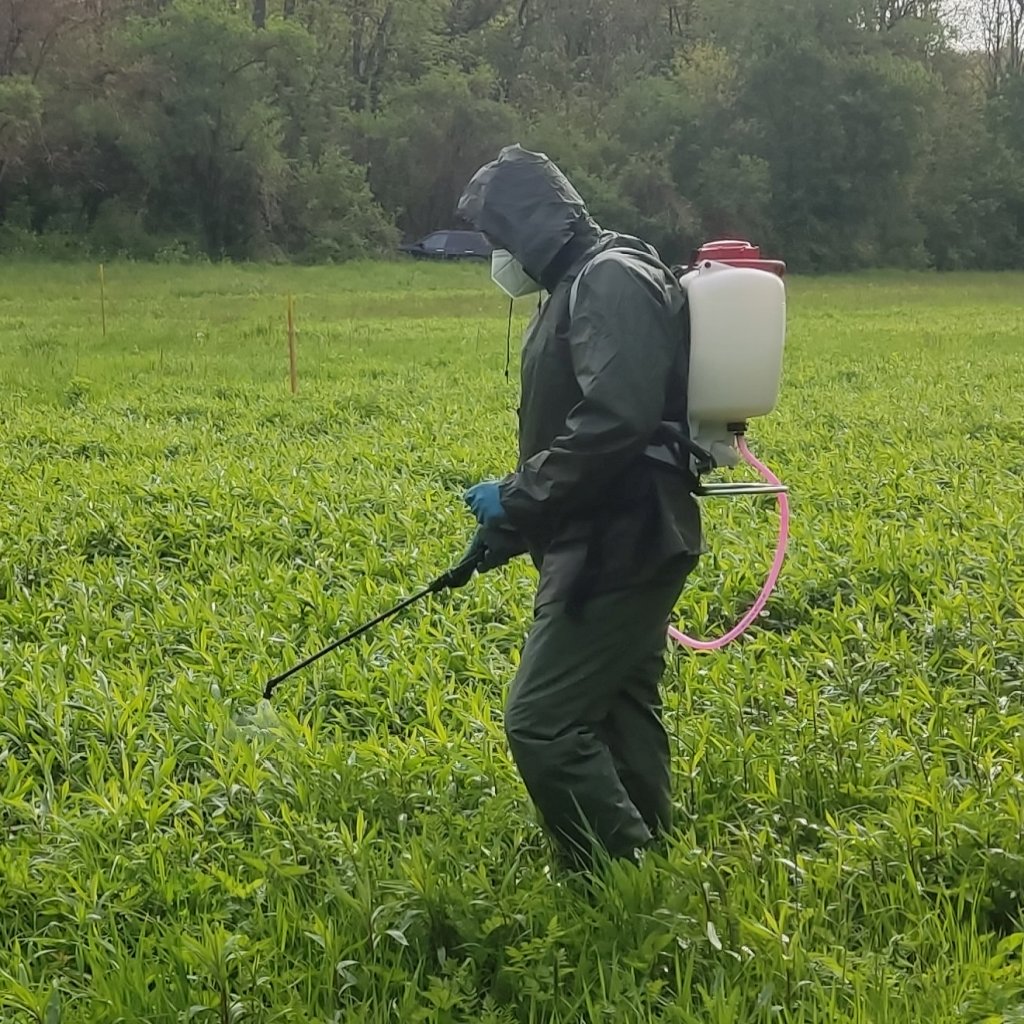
[464,481,508,527]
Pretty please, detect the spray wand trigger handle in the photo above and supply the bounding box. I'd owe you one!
[433,536,486,592]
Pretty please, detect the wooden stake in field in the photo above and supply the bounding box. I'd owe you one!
[287,294,298,394]
[99,264,107,337]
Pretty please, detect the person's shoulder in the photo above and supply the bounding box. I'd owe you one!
[576,245,676,306]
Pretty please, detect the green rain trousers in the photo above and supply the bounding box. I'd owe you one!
[504,556,697,868]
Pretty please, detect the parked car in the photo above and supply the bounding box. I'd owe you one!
[399,230,494,261]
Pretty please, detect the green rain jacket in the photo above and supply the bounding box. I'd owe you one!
[458,146,703,608]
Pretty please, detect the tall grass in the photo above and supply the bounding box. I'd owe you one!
[1,261,1023,1021]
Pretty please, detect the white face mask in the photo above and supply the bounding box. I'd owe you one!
[491,249,542,298]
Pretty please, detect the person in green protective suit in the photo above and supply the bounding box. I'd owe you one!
[457,145,703,872]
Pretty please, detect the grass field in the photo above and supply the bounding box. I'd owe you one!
[2,260,1024,1023]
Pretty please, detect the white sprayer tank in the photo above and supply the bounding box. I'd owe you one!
[682,260,786,423]
[676,246,786,468]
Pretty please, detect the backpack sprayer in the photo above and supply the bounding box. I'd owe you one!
[563,237,789,650]
[664,239,789,650]
[263,238,788,698]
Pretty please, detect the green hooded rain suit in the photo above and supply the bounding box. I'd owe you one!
[458,145,703,868]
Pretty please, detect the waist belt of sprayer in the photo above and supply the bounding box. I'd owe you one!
[643,424,788,498]
[643,422,715,482]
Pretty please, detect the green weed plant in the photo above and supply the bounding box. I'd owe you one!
[1,262,1023,1022]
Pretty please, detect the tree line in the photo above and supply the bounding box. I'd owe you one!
[1,0,1022,271]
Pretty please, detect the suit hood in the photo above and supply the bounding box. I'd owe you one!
[457,145,602,284]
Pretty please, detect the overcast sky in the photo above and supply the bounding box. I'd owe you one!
[946,0,989,50]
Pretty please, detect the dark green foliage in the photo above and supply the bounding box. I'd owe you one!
[0,0,1021,268]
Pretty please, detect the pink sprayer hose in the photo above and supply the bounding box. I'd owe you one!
[669,435,789,651]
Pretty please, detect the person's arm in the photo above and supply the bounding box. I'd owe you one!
[498,257,676,534]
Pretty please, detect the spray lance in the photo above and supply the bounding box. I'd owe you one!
[262,525,520,700]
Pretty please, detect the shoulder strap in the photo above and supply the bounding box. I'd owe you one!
[567,249,632,318]
[568,246,689,319]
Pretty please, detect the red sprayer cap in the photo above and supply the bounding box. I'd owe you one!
[691,239,786,277]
